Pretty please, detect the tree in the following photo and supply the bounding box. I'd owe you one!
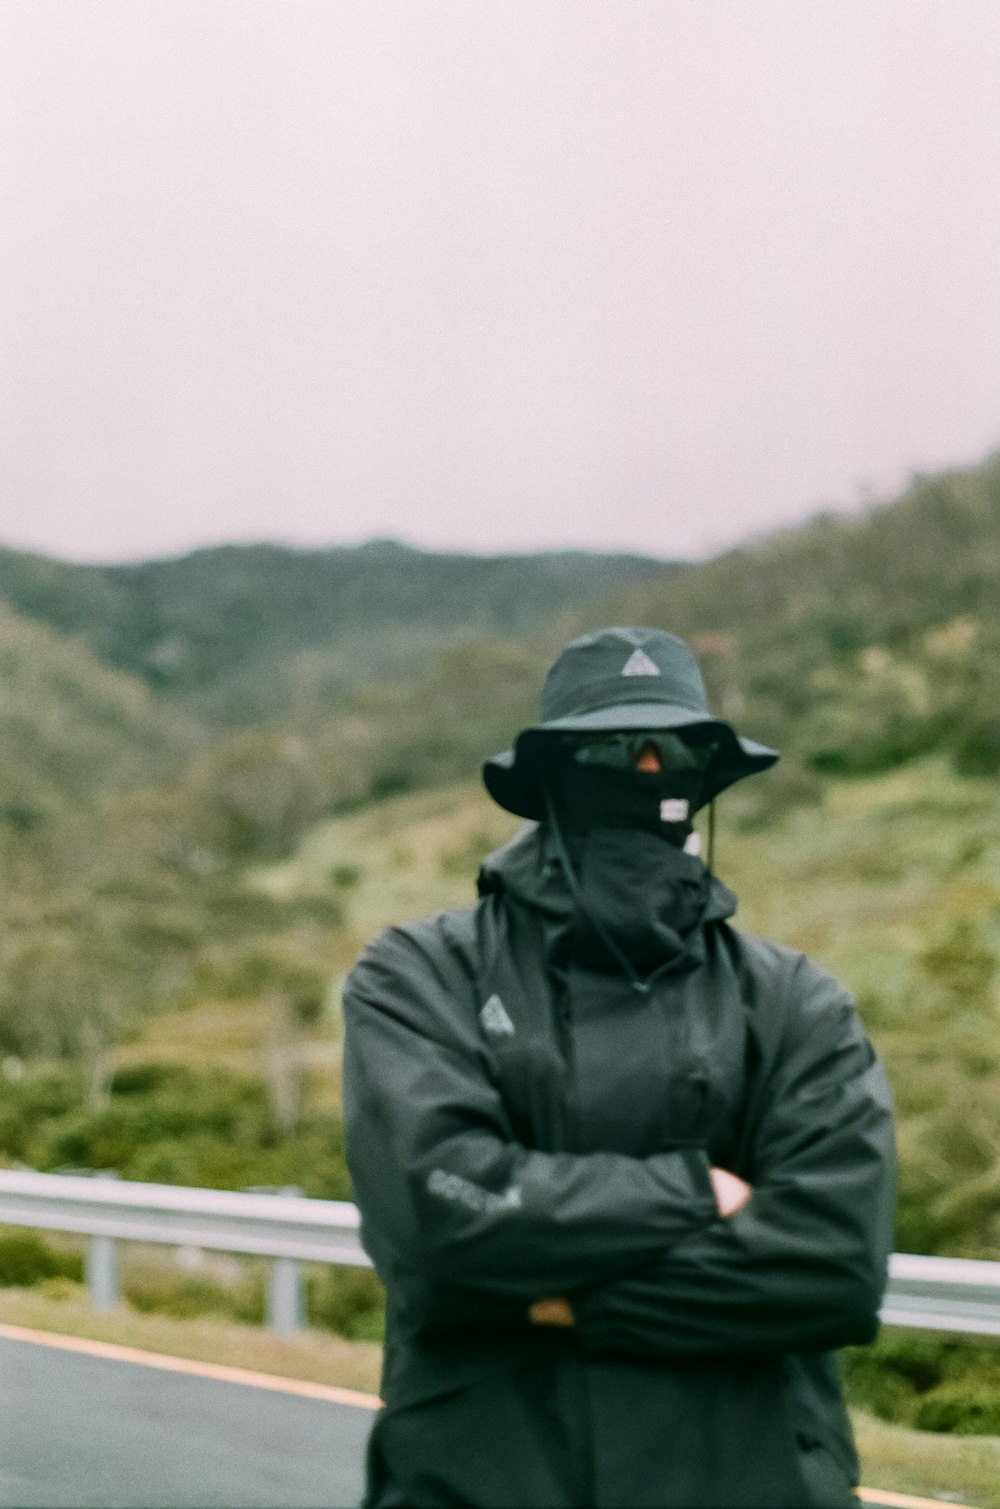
[201,950,327,1134]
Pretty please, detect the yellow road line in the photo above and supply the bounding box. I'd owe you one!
[857,1489,977,1509]
[0,1325,979,1508]
[0,1322,382,1410]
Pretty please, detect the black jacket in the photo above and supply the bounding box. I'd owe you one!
[343,824,896,1508]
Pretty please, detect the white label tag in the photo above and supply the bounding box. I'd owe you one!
[660,797,690,822]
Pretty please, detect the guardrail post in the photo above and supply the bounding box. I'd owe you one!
[261,1184,305,1335]
[268,1255,304,1335]
[86,1234,119,1310]
[73,1169,121,1311]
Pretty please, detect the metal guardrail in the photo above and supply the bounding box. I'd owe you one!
[883,1251,1000,1338]
[0,1169,368,1334]
[2,1169,999,1339]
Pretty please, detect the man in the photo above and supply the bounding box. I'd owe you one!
[343,626,896,1509]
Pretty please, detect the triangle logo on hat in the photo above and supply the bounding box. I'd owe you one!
[621,648,661,676]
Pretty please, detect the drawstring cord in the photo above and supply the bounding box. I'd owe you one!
[542,785,721,997]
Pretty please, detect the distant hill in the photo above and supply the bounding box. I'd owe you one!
[613,454,1000,777]
[2,454,997,843]
[277,453,1000,817]
[0,540,669,727]
[0,601,193,832]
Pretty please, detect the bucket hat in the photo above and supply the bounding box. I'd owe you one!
[483,626,779,821]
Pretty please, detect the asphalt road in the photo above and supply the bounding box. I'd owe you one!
[0,1335,374,1508]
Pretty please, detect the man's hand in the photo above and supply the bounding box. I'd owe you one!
[710,1167,752,1218]
[528,1296,576,1327]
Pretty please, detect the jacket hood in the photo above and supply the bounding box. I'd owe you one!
[478,822,737,981]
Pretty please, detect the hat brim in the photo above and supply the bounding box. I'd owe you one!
[482,704,779,821]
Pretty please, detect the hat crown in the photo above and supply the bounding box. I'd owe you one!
[541,627,709,724]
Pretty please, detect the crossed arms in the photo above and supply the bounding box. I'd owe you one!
[343,926,895,1359]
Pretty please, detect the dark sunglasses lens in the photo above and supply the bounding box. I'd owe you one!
[570,732,718,769]
[570,735,631,767]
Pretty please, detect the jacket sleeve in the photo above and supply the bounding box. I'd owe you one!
[573,954,896,1356]
[342,921,718,1299]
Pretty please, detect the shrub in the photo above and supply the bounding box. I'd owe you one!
[117,1251,382,1340]
[841,1333,942,1420]
[724,758,824,832]
[37,1276,86,1301]
[841,1333,1000,1433]
[123,1262,265,1323]
[3,1061,353,1200]
[916,1382,1000,1435]
[109,1062,189,1096]
[0,1065,81,1161]
[842,1364,919,1426]
[952,678,1000,777]
[308,1263,385,1342]
[0,1227,83,1287]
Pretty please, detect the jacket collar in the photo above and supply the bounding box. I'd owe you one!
[478,823,736,980]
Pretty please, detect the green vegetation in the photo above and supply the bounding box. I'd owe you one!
[259,756,1000,1261]
[1,453,999,1454]
[852,1408,1000,1508]
[0,1062,352,1196]
[0,599,192,833]
[0,1222,384,1341]
[844,1331,1000,1436]
[0,1228,82,1287]
[616,456,1000,780]
[0,540,665,726]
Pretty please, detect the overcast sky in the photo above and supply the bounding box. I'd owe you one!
[2,1,999,564]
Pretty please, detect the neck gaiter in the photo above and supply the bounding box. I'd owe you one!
[544,765,715,980]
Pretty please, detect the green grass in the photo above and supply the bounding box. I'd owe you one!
[254,778,521,962]
[853,1409,1000,1508]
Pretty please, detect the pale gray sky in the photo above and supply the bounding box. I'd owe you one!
[2,1,999,563]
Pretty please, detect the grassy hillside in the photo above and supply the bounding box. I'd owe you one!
[2,454,997,1200]
[1,453,998,1237]
[9,751,997,1248]
[2,451,995,841]
[0,600,193,834]
[0,539,659,869]
[615,455,1000,779]
[0,540,667,727]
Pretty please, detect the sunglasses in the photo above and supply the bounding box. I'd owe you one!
[564,731,720,771]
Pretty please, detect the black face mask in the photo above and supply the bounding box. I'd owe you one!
[538,750,722,987]
[545,759,707,847]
